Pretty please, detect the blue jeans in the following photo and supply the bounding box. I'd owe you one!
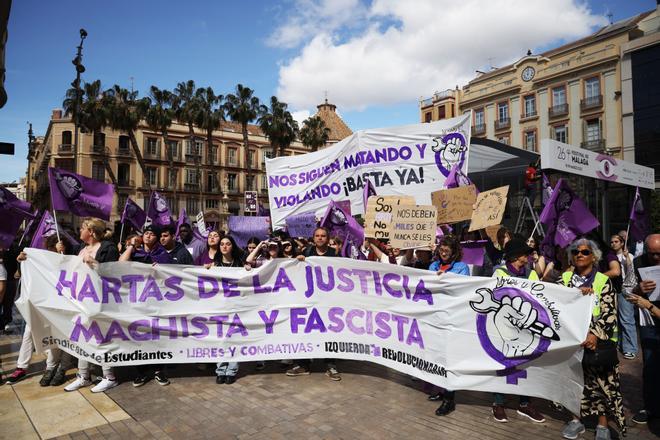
[617,290,638,354]
[215,362,239,377]
[640,325,660,416]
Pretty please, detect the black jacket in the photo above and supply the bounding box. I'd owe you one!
[96,241,120,263]
[168,241,194,265]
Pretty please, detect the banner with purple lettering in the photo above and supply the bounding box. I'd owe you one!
[285,212,317,239]
[48,167,114,220]
[228,216,271,248]
[265,114,471,228]
[18,248,591,414]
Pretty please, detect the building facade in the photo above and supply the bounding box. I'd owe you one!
[26,112,307,229]
[420,9,657,185]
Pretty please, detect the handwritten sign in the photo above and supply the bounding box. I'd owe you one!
[285,212,317,238]
[390,205,437,249]
[485,224,503,245]
[364,195,415,239]
[469,186,509,231]
[431,185,477,224]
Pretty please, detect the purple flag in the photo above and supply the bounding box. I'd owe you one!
[629,187,649,243]
[30,211,58,249]
[0,186,35,247]
[320,200,365,259]
[121,197,147,232]
[146,191,171,227]
[285,212,318,238]
[539,179,599,248]
[444,162,473,189]
[541,174,553,204]
[363,178,377,210]
[228,216,271,249]
[175,208,189,238]
[460,240,487,265]
[18,209,41,246]
[48,167,114,220]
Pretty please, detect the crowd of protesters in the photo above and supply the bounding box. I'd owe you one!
[0,212,658,440]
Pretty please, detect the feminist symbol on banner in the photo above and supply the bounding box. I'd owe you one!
[52,169,83,201]
[154,193,168,213]
[431,132,468,177]
[470,286,559,384]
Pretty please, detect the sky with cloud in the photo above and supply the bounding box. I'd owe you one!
[0,0,653,182]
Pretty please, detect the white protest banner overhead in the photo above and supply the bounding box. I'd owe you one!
[265,114,471,229]
[19,248,591,414]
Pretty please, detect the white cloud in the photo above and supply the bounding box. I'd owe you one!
[274,0,608,111]
[291,109,311,126]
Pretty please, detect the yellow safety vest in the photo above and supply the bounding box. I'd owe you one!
[562,271,618,342]
[494,266,540,281]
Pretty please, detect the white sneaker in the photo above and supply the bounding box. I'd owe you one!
[64,374,92,392]
[91,377,118,393]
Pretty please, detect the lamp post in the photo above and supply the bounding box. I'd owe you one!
[71,28,87,174]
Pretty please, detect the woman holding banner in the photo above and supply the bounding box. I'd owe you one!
[64,218,120,393]
[215,236,244,385]
[559,238,625,440]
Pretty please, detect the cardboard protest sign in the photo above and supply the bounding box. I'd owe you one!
[469,186,509,231]
[485,224,502,246]
[364,195,415,239]
[390,204,437,249]
[432,185,477,224]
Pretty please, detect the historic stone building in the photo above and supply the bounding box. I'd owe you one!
[26,100,352,229]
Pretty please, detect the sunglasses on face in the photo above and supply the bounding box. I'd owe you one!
[571,249,592,256]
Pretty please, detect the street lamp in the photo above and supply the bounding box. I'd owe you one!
[71,28,87,173]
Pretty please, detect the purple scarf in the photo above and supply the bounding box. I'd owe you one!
[506,262,527,278]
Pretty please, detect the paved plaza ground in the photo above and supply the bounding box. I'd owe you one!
[0,313,657,440]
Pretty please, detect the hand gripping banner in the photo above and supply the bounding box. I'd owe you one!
[18,249,591,414]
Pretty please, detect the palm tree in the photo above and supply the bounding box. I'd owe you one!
[144,85,175,199]
[173,80,203,201]
[104,85,150,187]
[258,96,299,157]
[299,115,330,152]
[195,86,224,195]
[224,84,263,191]
[63,79,117,185]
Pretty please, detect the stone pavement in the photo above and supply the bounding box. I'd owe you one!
[1,317,657,440]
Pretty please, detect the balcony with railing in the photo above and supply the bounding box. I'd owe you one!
[142,177,159,187]
[184,182,200,192]
[580,95,603,112]
[549,104,569,118]
[92,144,106,153]
[580,138,606,152]
[144,149,161,160]
[521,109,537,120]
[472,124,486,135]
[58,144,73,154]
[116,146,134,157]
[117,179,134,189]
[495,118,510,131]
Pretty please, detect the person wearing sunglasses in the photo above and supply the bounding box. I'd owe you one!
[560,238,624,440]
[628,234,660,426]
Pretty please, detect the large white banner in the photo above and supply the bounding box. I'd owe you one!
[541,138,655,189]
[265,114,472,228]
[18,248,591,413]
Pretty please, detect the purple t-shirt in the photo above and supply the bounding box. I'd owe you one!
[194,251,215,266]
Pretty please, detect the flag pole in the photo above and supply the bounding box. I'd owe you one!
[119,221,125,247]
[51,209,62,243]
[624,221,631,252]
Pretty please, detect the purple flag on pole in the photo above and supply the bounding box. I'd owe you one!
[363,178,377,210]
[0,186,35,247]
[444,162,474,189]
[541,174,553,204]
[146,191,171,227]
[121,197,147,232]
[48,167,114,220]
[175,208,189,238]
[320,200,365,259]
[539,178,599,248]
[460,240,487,265]
[629,187,650,243]
[228,216,271,248]
[30,211,58,249]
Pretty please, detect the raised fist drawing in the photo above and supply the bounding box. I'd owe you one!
[54,171,82,200]
[491,295,537,358]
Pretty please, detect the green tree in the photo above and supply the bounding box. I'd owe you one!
[104,85,150,187]
[224,84,263,190]
[195,86,224,194]
[144,86,175,198]
[258,96,299,157]
[63,79,117,184]
[299,115,329,152]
